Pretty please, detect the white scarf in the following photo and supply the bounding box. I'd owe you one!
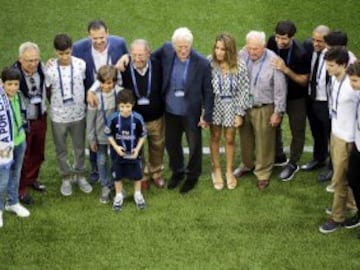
[0,86,14,167]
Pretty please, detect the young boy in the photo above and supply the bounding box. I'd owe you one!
[319,47,358,234]
[343,61,360,238]
[45,33,92,196]
[105,89,147,211]
[0,67,30,228]
[86,65,121,203]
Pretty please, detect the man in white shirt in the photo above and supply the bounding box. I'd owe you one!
[344,61,360,238]
[319,47,357,234]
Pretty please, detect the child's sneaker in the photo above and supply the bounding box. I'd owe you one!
[60,177,72,196]
[5,203,30,217]
[99,186,111,204]
[134,193,146,210]
[75,174,93,194]
[0,210,3,228]
[113,194,124,212]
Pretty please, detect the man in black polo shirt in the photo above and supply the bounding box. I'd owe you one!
[267,20,310,181]
[121,39,165,190]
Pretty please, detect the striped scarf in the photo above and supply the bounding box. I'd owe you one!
[0,86,14,168]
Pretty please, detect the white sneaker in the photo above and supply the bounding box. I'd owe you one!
[99,186,111,204]
[134,193,146,209]
[326,184,334,193]
[112,194,124,211]
[60,178,72,196]
[76,175,93,194]
[0,210,3,228]
[5,203,30,217]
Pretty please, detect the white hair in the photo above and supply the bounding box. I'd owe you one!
[171,27,193,45]
[130,39,151,52]
[18,42,40,57]
[246,31,266,46]
[313,25,330,36]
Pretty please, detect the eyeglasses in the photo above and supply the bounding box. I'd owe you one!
[23,58,40,64]
[29,77,38,92]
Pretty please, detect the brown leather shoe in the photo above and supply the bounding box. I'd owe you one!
[256,180,269,190]
[153,177,165,189]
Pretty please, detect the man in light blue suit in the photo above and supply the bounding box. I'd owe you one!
[72,20,128,183]
[152,27,214,194]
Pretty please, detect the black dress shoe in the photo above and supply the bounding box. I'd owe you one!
[180,178,198,194]
[318,169,333,182]
[301,159,326,171]
[19,194,33,205]
[32,181,46,192]
[167,173,184,190]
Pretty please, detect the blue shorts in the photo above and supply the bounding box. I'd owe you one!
[111,161,142,181]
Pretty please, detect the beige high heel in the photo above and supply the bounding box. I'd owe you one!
[226,172,237,190]
[211,172,224,190]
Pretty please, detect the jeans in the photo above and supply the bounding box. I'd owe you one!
[0,165,11,211]
[97,144,110,187]
[7,141,26,206]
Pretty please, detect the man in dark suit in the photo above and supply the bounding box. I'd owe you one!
[152,27,214,194]
[13,42,48,204]
[72,20,128,183]
[301,25,331,174]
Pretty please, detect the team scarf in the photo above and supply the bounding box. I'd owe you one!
[0,86,14,168]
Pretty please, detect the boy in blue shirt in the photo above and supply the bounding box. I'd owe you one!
[105,89,147,211]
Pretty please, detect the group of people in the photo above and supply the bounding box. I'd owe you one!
[0,19,360,239]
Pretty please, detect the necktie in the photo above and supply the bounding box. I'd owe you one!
[310,52,321,100]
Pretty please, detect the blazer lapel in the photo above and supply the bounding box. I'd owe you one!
[184,51,198,92]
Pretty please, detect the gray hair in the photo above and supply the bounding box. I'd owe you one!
[130,39,151,52]
[313,25,330,36]
[246,31,266,46]
[18,42,40,57]
[171,27,193,45]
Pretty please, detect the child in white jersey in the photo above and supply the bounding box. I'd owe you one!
[46,33,92,196]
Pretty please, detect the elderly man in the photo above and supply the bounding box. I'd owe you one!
[301,25,331,173]
[267,20,310,181]
[120,39,165,190]
[72,20,128,183]
[234,31,287,190]
[153,27,214,194]
[13,42,47,204]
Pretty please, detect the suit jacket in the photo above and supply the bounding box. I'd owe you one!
[72,35,128,90]
[152,42,214,127]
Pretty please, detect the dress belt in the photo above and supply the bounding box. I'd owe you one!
[252,103,274,108]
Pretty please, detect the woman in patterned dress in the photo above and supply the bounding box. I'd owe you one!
[208,33,250,190]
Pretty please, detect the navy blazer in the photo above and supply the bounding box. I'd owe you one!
[152,42,214,126]
[72,35,128,90]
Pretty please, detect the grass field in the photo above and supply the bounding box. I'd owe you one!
[1,1,360,269]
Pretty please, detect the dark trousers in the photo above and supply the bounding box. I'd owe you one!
[165,112,202,180]
[19,114,47,196]
[276,98,307,164]
[306,99,331,162]
[347,147,360,210]
[89,149,97,170]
